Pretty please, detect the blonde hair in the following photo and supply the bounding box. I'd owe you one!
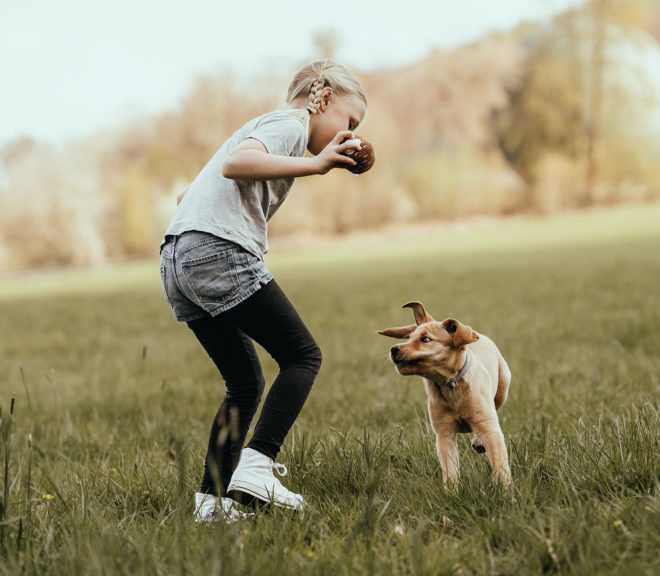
[286,58,367,114]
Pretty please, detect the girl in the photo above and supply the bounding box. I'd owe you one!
[159,59,368,521]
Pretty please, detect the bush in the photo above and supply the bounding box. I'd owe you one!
[401,148,524,220]
[0,143,107,271]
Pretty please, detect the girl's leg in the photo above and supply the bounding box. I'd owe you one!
[221,278,322,459]
[186,317,265,496]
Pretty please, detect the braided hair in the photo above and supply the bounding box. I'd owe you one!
[287,58,367,115]
[306,74,328,114]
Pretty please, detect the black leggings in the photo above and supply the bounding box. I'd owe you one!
[186,278,322,497]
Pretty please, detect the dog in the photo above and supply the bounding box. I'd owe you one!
[378,301,512,487]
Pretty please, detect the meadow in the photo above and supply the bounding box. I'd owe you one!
[1,204,659,575]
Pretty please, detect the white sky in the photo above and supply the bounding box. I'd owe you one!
[0,0,581,147]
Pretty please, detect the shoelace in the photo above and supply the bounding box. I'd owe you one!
[272,462,288,477]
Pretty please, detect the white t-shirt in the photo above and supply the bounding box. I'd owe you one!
[160,107,310,259]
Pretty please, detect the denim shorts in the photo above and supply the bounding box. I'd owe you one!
[159,231,274,322]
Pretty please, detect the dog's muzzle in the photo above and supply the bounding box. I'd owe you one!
[390,347,418,369]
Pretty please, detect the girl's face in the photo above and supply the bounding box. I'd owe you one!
[307,90,367,155]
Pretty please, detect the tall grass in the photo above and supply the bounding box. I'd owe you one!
[1,209,659,574]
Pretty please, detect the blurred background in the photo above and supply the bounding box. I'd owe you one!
[2,4,660,570]
[1,0,659,272]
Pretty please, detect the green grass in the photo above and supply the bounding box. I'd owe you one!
[1,203,660,575]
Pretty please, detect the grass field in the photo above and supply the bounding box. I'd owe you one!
[1,203,660,575]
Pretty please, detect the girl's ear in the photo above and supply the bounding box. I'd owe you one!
[319,87,333,112]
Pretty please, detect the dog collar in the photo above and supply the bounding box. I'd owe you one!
[440,349,471,390]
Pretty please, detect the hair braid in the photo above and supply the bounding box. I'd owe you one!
[287,58,367,115]
[306,74,327,114]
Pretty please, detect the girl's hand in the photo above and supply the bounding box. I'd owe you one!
[314,130,362,175]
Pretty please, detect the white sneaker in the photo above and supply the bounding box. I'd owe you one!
[193,492,254,523]
[226,448,305,510]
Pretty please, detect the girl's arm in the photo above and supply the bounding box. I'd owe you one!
[222,130,360,180]
[176,185,190,205]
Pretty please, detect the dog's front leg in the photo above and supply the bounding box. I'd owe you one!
[473,418,511,486]
[435,428,460,488]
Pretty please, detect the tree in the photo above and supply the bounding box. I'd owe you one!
[311,27,340,60]
[492,21,583,205]
[584,0,607,205]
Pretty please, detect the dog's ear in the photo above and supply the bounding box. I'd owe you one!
[377,324,417,339]
[402,301,434,325]
[442,318,480,347]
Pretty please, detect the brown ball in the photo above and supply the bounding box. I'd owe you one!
[343,137,376,175]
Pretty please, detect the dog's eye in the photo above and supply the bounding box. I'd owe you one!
[420,336,432,343]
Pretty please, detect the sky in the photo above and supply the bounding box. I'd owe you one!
[0,0,582,147]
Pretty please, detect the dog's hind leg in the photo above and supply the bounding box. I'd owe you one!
[473,418,512,486]
[494,356,511,410]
